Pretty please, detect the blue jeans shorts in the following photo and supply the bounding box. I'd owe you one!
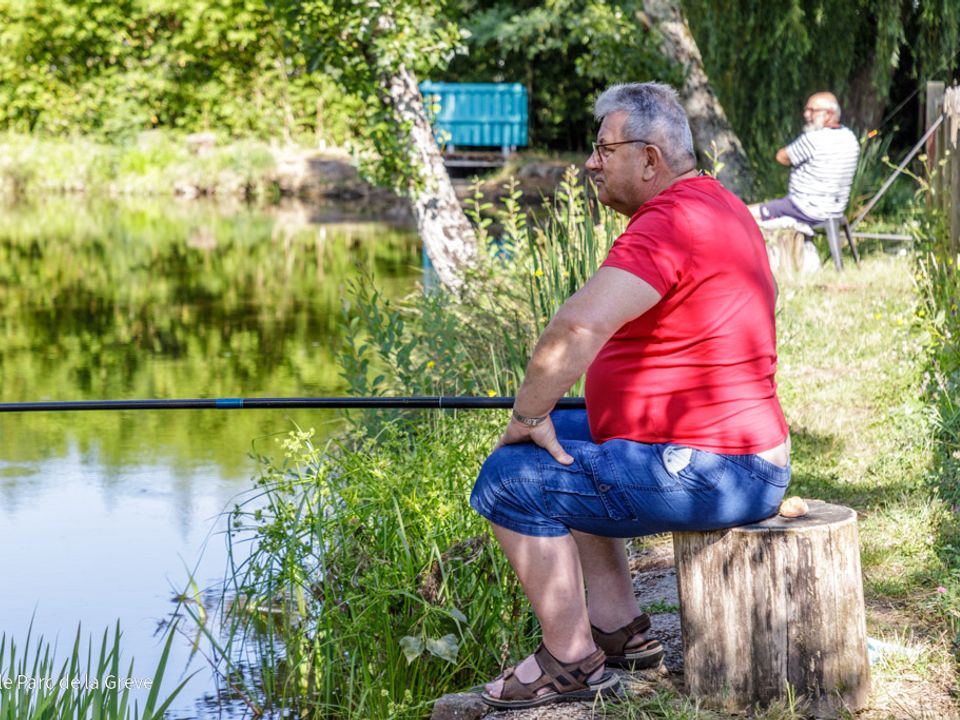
[470,410,790,538]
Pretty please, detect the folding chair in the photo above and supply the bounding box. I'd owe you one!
[812,215,860,271]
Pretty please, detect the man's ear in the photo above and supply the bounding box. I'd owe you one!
[640,144,660,180]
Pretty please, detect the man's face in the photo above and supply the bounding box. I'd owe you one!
[803,98,833,132]
[585,111,652,216]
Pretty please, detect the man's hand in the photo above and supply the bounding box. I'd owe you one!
[494,416,574,465]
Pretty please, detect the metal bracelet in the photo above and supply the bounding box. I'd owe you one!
[512,408,548,427]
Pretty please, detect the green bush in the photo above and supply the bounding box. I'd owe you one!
[909,191,960,649]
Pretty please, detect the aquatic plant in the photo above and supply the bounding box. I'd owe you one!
[0,621,190,720]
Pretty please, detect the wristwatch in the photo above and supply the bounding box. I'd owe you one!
[512,408,548,427]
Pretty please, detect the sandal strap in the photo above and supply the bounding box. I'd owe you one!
[591,614,651,656]
[533,643,605,692]
[497,643,606,701]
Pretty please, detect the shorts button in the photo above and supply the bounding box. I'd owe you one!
[598,484,610,492]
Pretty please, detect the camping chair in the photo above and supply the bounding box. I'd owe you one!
[812,215,860,271]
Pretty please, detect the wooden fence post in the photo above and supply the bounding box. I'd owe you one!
[925,81,945,206]
[946,86,960,254]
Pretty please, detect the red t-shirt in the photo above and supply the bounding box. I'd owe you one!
[585,175,788,453]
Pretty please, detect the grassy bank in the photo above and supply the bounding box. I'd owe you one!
[0,132,381,201]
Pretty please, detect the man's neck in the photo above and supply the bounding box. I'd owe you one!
[663,166,700,191]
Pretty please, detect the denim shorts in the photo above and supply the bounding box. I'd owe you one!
[470,410,790,538]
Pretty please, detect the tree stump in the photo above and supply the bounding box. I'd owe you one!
[761,227,808,275]
[673,501,870,717]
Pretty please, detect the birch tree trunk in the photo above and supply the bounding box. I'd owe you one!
[383,66,476,291]
[642,0,753,197]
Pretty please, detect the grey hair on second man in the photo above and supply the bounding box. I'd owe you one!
[594,82,695,170]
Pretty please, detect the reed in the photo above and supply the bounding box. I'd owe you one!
[190,174,621,717]
[0,622,190,720]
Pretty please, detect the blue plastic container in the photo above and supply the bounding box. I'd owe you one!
[419,81,528,150]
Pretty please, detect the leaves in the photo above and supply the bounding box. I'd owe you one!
[399,635,424,663]
[444,0,682,148]
[426,633,460,663]
[0,0,359,142]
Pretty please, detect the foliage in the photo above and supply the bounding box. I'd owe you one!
[0,132,283,198]
[264,0,468,191]
[444,0,682,149]
[681,0,960,197]
[338,167,622,410]
[912,204,960,643]
[0,0,359,144]
[198,417,530,719]
[0,622,189,719]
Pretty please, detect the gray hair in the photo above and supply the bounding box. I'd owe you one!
[593,82,695,170]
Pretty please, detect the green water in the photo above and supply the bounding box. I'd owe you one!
[0,196,420,717]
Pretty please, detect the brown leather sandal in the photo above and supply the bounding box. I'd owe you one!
[591,613,664,669]
[480,643,621,709]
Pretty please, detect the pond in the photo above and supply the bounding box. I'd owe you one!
[0,196,421,717]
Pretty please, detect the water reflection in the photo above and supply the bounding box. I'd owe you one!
[0,196,420,716]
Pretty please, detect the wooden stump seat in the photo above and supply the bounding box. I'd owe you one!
[673,500,870,717]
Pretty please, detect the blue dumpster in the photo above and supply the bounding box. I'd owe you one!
[419,82,528,152]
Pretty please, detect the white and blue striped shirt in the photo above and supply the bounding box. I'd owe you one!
[786,126,860,220]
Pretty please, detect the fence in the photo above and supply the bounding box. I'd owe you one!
[926,82,960,252]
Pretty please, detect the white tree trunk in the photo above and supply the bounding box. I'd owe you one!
[642,0,753,197]
[384,66,476,291]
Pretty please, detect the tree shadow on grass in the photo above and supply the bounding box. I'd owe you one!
[786,426,920,509]
[788,426,951,607]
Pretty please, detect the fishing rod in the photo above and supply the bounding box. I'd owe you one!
[0,396,587,414]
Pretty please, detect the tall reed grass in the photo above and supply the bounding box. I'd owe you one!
[190,169,622,718]
[0,622,189,720]
[909,187,960,650]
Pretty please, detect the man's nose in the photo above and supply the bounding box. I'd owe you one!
[585,150,601,171]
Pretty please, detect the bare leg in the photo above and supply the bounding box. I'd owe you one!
[484,523,602,698]
[570,531,639,630]
[570,530,654,657]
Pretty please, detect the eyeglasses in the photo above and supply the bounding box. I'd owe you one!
[590,138,654,165]
[804,106,830,114]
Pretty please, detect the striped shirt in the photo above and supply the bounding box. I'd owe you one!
[786,126,860,220]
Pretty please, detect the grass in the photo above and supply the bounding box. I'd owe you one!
[0,621,191,720]
[0,131,284,199]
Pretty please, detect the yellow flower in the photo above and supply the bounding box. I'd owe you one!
[874,313,883,320]
[486,389,497,397]
[534,269,544,277]
[426,360,435,369]
[896,318,904,326]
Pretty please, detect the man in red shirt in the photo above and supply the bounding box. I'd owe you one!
[471,82,790,709]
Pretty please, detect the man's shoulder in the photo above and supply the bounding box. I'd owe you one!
[810,125,858,146]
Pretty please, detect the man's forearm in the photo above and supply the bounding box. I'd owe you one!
[512,315,610,417]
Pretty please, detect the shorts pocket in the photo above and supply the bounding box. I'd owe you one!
[541,456,609,521]
[674,448,726,492]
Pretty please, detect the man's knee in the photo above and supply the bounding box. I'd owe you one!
[471,445,539,513]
